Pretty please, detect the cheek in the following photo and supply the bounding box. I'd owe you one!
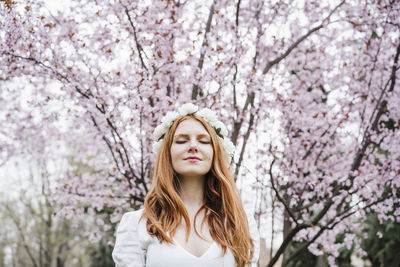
[170,144,184,162]
[170,144,179,157]
[207,147,214,160]
[170,149,180,171]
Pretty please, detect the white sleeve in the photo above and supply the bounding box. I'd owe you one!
[246,210,260,267]
[112,211,147,267]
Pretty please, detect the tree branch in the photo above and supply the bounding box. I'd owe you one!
[268,155,298,225]
[266,223,309,267]
[231,91,254,145]
[277,41,400,265]
[348,40,400,188]
[231,2,263,145]
[3,204,39,267]
[235,0,241,27]
[285,192,392,265]
[234,108,255,179]
[191,0,215,100]
[124,8,148,71]
[262,0,345,74]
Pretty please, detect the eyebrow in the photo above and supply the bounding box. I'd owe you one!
[173,134,210,139]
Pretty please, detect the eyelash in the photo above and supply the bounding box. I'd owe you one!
[175,140,210,144]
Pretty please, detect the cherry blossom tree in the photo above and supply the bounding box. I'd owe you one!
[1,0,399,265]
[0,156,98,267]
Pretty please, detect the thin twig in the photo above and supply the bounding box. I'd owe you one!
[191,0,216,100]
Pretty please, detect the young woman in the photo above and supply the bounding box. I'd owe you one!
[112,104,260,267]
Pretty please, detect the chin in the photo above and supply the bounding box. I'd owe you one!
[178,169,209,177]
[182,172,207,177]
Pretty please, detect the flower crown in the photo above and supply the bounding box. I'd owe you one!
[152,103,235,161]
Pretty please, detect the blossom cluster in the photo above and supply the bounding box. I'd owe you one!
[2,1,399,265]
[152,103,235,160]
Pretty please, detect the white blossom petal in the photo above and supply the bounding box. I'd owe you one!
[178,103,198,116]
[153,124,166,141]
[213,120,228,137]
[221,138,235,156]
[161,111,180,127]
[197,108,218,123]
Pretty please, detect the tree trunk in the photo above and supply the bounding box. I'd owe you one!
[281,197,293,266]
[315,256,326,267]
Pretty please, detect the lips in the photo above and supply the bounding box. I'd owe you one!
[185,156,201,161]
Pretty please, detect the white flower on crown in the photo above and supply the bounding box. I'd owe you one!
[152,141,163,153]
[153,124,166,141]
[196,108,217,124]
[221,138,235,157]
[161,111,180,127]
[178,103,198,116]
[212,120,228,137]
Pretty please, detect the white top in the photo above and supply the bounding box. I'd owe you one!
[112,208,260,267]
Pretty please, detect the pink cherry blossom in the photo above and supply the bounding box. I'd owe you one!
[1,0,399,266]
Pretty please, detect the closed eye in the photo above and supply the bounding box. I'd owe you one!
[174,140,210,144]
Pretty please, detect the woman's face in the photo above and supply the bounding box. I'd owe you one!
[170,118,214,178]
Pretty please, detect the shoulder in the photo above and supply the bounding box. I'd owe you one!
[113,208,149,266]
[121,208,145,222]
[116,208,153,246]
[118,208,146,232]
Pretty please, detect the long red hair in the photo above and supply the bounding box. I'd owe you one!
[141,115,254,266]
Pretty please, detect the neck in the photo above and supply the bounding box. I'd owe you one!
[179,175,205,208]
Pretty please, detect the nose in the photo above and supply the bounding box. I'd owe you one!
[188,139,199,153]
